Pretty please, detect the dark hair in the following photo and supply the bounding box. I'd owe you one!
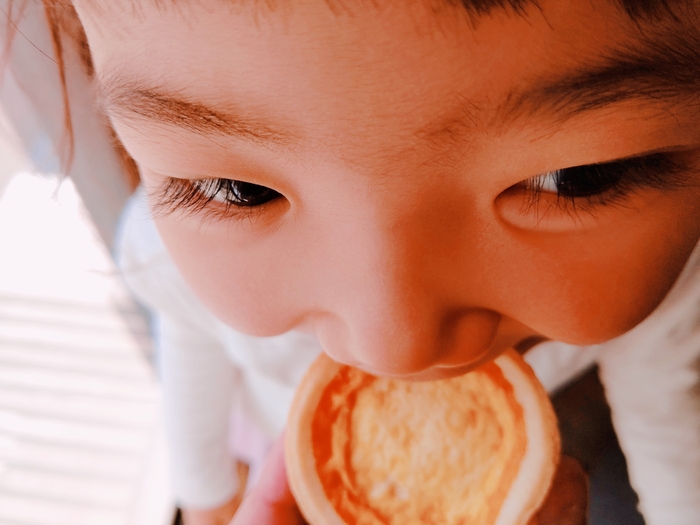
[9,0,697,188]
[457,0,685,17]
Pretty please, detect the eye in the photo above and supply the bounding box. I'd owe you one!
[207,179,281,207]
[152,177,283,218]
[521,152,685,205]
[498,151,692,230]
[526,163,627,201]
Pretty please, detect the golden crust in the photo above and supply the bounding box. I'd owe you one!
[494,351,560,525]
[286,350,560,525]
[286,354,347,525]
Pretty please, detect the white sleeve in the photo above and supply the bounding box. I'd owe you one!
[596,249,700,525]
[154,312,240,508]
[524,340,601,394]
[115,190,240,508]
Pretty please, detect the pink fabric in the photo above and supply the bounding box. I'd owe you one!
[229,407,273,492]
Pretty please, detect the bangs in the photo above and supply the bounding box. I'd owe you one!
[43,0,699,20]
[455,0,695,19]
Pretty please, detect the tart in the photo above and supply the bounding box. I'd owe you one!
[286,349,560,525]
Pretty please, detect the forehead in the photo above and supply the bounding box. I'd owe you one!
[74,0,696,81]
[73,0,695,68]
[74,0,624,94]
[74,0,700,162]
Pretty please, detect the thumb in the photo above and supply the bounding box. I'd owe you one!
[230,432,307,525]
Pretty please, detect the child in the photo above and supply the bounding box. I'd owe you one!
[18,0,700,523]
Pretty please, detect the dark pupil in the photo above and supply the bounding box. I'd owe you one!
[227,180,280,207]
[555,164,622,198]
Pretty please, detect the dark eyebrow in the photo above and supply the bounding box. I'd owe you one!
[507,29,700,122]
[424,28,700,141]
[97,75,293,145]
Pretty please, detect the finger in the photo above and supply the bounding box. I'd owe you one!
[230,433,307,525]
[533,455,588,525]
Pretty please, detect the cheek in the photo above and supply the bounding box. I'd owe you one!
[153,216,303,336]
[502,199,700,344]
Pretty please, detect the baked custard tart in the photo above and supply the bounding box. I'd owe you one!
[286,349,560,525]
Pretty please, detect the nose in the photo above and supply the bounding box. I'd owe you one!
[307,203,502,376]
[315,302,502,376]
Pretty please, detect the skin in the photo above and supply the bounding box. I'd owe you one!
[72,0,700,522]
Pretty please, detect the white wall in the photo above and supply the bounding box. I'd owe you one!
[0,1,131,250]
[0,108,31,201]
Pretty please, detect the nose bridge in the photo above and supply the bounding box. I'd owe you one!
[355,187,469,306]
[314,191,494,372]
[338,193,441,311]
[335,230,442,370]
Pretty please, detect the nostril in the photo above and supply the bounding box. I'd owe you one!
[313,308,503,377]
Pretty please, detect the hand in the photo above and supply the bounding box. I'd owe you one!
[529,455,588,525]
[230,433,307,525]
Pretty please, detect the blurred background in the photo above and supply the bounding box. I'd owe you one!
[0,109,174,524]
[0,4,177,521]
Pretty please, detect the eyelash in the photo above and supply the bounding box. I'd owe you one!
[151,152,689,220]
[520,152,687,210]
[152,177,282,220]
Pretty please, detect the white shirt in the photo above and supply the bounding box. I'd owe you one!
[116,188,700,523]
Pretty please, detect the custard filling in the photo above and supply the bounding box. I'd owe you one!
[311,363,526,525]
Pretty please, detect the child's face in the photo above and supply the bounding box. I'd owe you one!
[76,0,700,379]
